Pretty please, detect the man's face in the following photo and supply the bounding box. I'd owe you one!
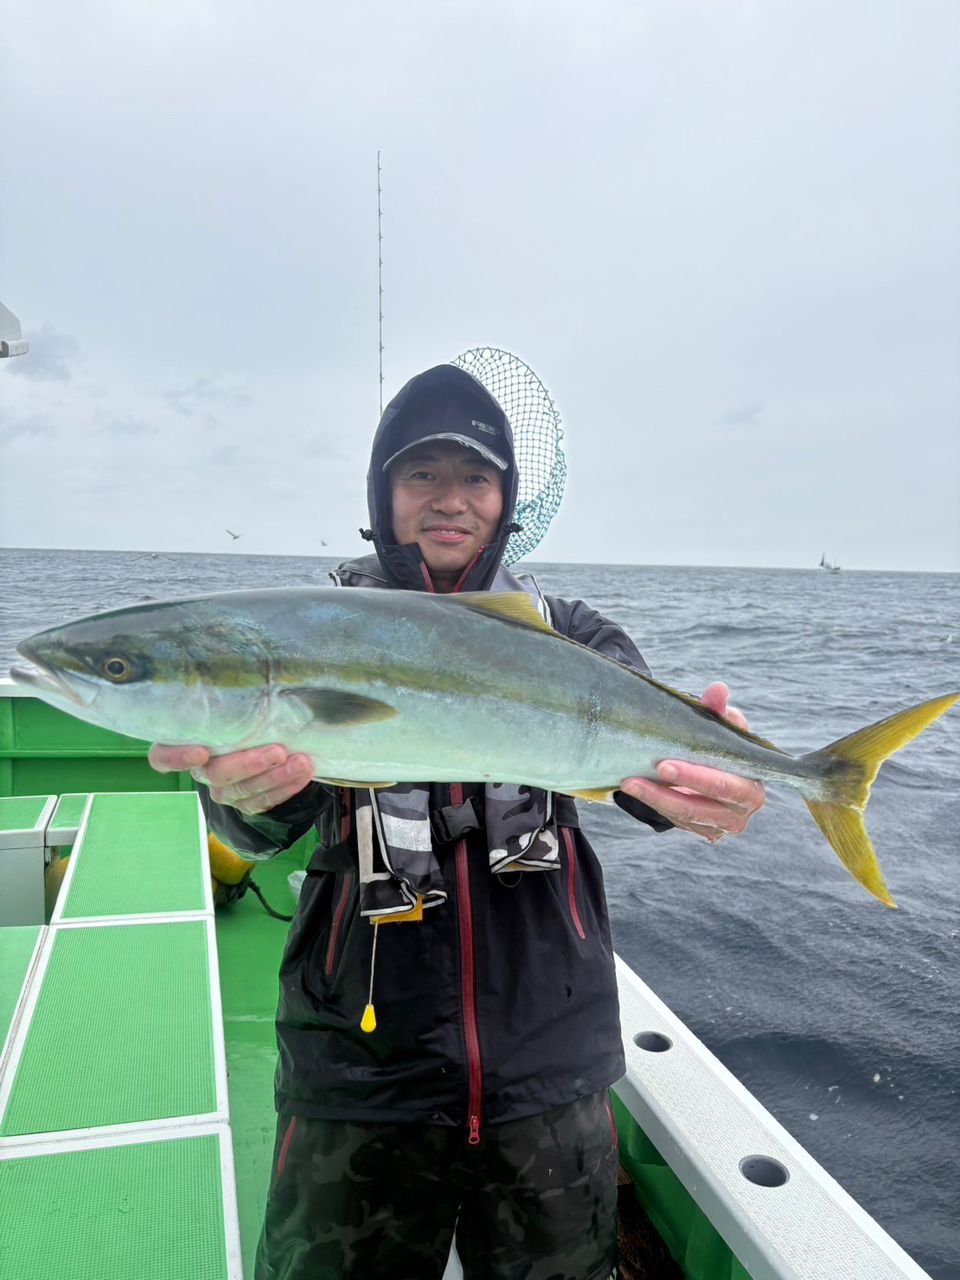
[389,439,505,590]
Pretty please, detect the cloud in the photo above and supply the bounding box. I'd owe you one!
[163,375,252,418]
[3,0,957,569]
[0,417,56,448]
[6,324,79,382]
[97,416,159,438]
[207,442,241,466]
[719,401,765,429]
[0,406,57,444]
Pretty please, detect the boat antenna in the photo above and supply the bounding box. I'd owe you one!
[377,150,384,416]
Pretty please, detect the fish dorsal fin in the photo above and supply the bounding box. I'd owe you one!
[447,593,783,753]
[635,673,787,755]
[443,592,553,634]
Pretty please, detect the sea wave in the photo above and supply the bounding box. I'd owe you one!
[2,549,958,1276]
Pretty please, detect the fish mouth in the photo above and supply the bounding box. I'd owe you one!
[9,659,90,707]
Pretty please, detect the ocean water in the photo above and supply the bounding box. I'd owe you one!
[2,547,958,1278]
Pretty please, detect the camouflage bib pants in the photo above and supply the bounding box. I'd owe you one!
[254,1089,619,1280]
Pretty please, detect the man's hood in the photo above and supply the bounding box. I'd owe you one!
[361,364,520,591]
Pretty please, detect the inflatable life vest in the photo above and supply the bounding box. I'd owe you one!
[207,831,295,921]
[208,831,255,906]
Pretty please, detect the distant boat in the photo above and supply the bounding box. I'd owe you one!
[819,552,841,573]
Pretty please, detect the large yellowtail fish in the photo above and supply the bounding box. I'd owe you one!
[10,587,958,907]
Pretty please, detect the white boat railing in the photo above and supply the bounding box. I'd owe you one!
[614,957,930,1279]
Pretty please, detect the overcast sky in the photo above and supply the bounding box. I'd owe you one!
[2,0,958,571]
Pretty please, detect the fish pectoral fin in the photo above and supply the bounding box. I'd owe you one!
[568,787,617,805]
[279,687,397,726]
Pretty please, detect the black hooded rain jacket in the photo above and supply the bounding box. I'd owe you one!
[200,364,670,1137]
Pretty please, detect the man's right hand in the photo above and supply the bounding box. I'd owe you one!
[148,744,315,816]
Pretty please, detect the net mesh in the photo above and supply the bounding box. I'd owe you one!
[452,347,565,565]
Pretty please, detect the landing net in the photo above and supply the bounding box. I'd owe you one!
[452,347,566,565]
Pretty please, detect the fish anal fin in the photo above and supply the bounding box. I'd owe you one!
[280,687,397,726]
[568,787,617,805]
[315,778,396,789]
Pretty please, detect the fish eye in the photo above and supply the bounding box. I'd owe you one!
[103,657,132,682]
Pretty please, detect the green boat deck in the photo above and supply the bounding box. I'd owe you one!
[0,690,936,1280]
[55,791,209,920]
[0,926,42,1056]
[215,843,305,1272]
[1,1130,236,1280]
[0,792,245,1279]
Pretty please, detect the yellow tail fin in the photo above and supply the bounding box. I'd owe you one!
[804,692,959,908]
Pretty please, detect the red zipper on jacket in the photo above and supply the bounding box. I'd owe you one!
[419,551,484,596]
[452,549,484,594]
[562,827,587,941]
[325,790,354,978]
[426,571,484,1142]
[452,781,483,1145]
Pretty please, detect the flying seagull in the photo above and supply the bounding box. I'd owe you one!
[225,529,244,540]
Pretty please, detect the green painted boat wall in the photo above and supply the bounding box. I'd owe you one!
[0,693,315,858]
[1,690,738,1280]
[0,694,188,796]
[611,1090,751,1280]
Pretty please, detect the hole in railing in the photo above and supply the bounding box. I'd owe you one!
[739,1156,789,1187]
[633,1031,672,1052]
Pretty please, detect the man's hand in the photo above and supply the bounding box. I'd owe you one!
[619,682,765,843]
[148,744,315,816]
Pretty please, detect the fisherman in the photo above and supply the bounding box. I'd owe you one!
[149,363,765,1280]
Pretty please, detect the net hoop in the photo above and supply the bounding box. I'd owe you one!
[452,347,565,565]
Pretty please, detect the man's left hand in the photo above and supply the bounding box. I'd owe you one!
[619,682,765,842]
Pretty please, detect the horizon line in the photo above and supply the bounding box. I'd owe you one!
[1,545,956,575]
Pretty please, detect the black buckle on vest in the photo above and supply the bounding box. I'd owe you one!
[430,795,484,846]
